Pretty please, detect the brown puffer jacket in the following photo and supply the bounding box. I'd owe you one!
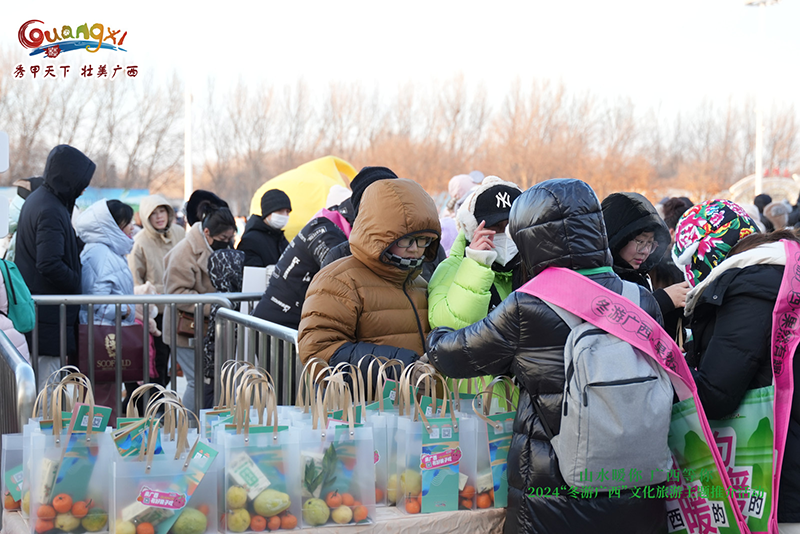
[298,178,441,368]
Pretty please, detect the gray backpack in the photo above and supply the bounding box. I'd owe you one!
[536,281,673,489]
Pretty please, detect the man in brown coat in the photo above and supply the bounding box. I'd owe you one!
[298,177,441,370]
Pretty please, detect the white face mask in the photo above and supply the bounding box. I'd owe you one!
[492,232,518,267]
[267,213,290,230]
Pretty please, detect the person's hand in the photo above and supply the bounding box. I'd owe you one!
[664,281,691,308]
[468,221,496,251]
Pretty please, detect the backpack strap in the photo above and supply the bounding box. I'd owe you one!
[620,280,640,307]
[542,301,582,330]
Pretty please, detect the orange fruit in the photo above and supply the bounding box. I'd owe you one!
[325,491,342,508]
[37,505,57,519]
[267,516,281,531]
[461,499,473,509]
[352,500,362,508]
[341,493,354,507]
[375,488,384,503]
[405,499,420,514]
[71,500,90,519]
[459,485,475,500]
[4,493,20,510]
[250,515,266,532]
[280,514,298,529]
[136,522,154,534]
[35,519,54,533]
[52,494,73,514]
[197,504,210,517]
[477,492,492,509]
[353,505,368,522]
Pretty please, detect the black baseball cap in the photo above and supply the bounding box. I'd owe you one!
[473,184,521,227]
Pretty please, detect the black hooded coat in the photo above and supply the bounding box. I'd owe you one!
[427,179,667,534]
[16,145,95,357]
[602,192,683,340]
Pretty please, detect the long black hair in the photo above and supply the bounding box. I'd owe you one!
[198,201,236,237]
[107,200,134,229]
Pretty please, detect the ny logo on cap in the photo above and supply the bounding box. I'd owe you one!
[496,191,512,209]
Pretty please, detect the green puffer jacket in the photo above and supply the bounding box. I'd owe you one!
[428,231,517,404]
[428,232,513,329]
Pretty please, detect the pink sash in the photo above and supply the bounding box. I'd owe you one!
[314,208,351,239]
[518,241,799,533]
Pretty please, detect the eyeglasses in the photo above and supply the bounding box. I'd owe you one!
[395,235,435,249]
[633,239,658,254]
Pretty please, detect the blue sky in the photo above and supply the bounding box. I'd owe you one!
[2,0,799,116]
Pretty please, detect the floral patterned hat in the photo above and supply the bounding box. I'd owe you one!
[672,199,760,287]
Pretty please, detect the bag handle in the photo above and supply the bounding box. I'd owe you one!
[144,406,202,473]
[375,359,404,412]
[412,372,457,435]
[296,357,331,412]
[331,362,368,423]
[478,376,517,417]
[320,374,356,438]
[126,384,166,418]
[357,354,390,403]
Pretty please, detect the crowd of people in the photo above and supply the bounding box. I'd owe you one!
[2,143,800,532]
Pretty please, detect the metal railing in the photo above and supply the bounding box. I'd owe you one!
[0,330,36,450]
[214,308,300,406]
[30,293,261,415]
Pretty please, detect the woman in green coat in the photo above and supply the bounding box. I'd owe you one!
[428,176,522,400]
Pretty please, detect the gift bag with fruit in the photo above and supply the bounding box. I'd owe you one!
[297,375,375,528]
[362,358,405,507]
[28,380,114,534]
[472,376,517,510]
[22,368,96,521]
[3,434,25,514]
[395,368,462,515]
[222,374,301,533]
[111,401,219,534]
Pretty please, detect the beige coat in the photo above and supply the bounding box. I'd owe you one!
[129,194,185,294]
[162,222,215,347]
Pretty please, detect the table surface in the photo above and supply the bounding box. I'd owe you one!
[2,507,506,534]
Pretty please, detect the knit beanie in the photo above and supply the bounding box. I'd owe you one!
[672,199,760,287]
[350,166,398,218]
[260,189,292,218]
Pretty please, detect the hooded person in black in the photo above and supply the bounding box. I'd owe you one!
[602,192,689,340]
[252,197,354,329]
[321,166,446,281]
[427,179,666,534]
[16,145,95,388]
[237,189,292,268]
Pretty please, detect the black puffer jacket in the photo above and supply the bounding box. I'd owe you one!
[428,179,667,534]
[252,201,353,329]
[236,215,289,268]
[687,262,800,522]
[16,145,95,357]
[602,192,683,339]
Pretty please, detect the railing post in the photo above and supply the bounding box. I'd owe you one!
[194,302,203,416]
[142,301,150,407]
[59,303,67,367]
[115,304,122,419]
[214,317,224,407]
[32,302,39,387]
[87,304,95,388]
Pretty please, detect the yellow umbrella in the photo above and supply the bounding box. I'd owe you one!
[249,156,357,241]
